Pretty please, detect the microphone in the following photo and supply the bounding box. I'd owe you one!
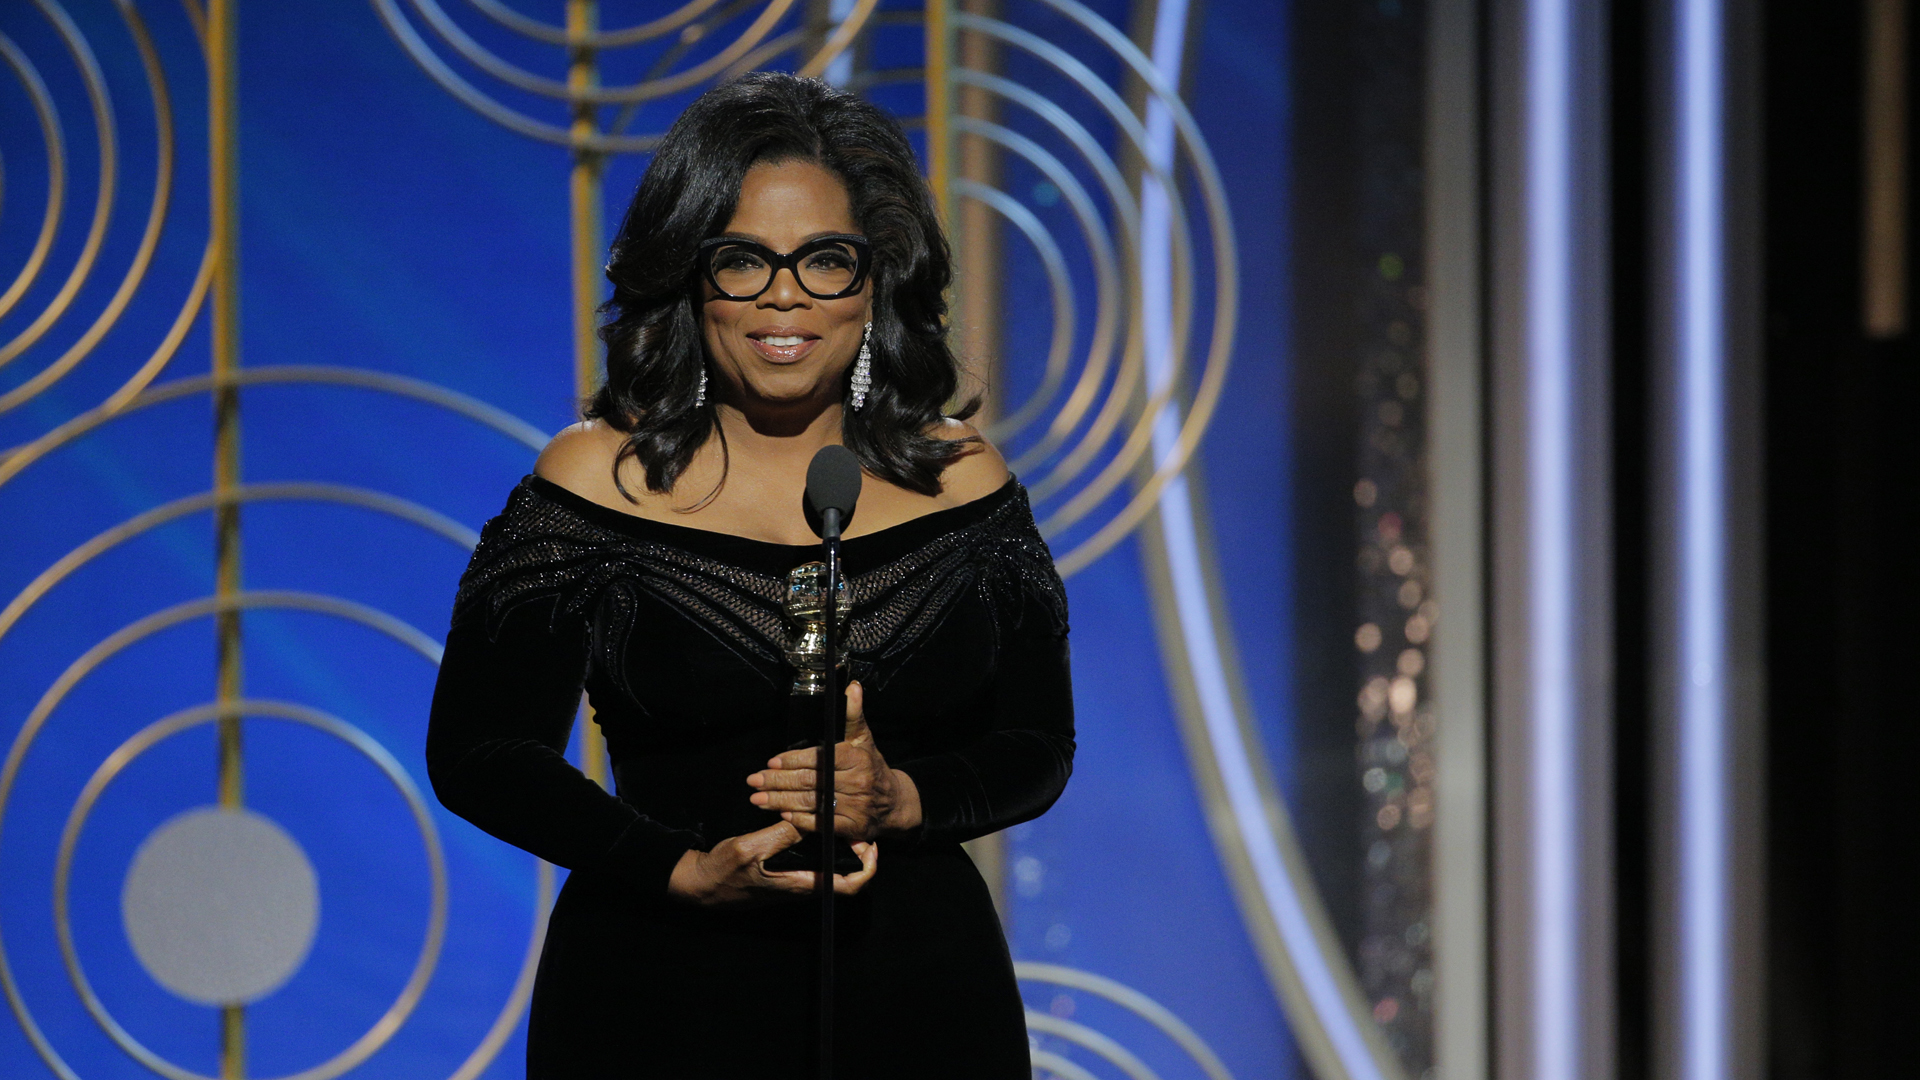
[804,443,860,1079]
[804,444,861,541]
[763,443,865,875]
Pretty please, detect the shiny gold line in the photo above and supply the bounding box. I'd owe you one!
[795,0,881,78]
[1023,1013,1162,1080]
[950,179,1075,430]
[947,73,1135,470]
[0,1,179,415]
[208,0,244,933]
[0,483,478,649]
[993,0,1242,576]
[1029,1050,1103,1080]
[99,239,213,414]
[925,0,952,219]
[1864,0,1908,337]
[464,0,724,48]
[1015,962,1236,1080]
[181,0,210,42]
[221,1010,245,1080]
[568,0,603,402]
[0,1,117,369]
[0,364,549,491]
[946,14,1182,511]
[567,0,612,791]
[948,114,1121,442]
[371,0,659,154]
[950,1,1002,421]
[0,33,67,322]
[401,0,798,105]
[721,28,811,81]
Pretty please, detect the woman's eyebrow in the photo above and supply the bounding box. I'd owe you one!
[711,230,859,248]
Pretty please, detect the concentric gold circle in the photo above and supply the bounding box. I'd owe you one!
[372,0,878,152]
[53,701,447,1080]
[1016,961,1237,1080]
[0,0,211,422]
[938,0,1239,577]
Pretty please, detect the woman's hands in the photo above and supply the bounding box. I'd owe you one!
[665,821,878,907]
[747,681,924,841]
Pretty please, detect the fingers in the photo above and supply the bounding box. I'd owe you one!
[748,767,819,792]
[844,682,872,748]
[834,841,879,895]
[765,747,817,772]
[776,809,872,840]
[753,789,816,812]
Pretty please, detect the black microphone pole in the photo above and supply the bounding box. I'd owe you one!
[803,444,860,1080]
[817,507,840,1080]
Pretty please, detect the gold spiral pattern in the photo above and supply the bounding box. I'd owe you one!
[3,4,1246,1077]
[1017,961,1238,1080]
[0,370,560,1079]
[927,0,1238,577]
[0,0,212,431]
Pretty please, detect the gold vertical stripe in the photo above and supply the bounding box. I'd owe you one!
[1865,0,1909,338]
[209,2,246,1076]
[208,0,244,816]
[568,0,606,400]
[221,1004,245,1080]
[947,0,1006,925]
[567,0,612,789]
[952,0,1002,422]
[925,0,953,220]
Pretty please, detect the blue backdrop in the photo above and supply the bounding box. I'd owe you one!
[0,1,1312,1077]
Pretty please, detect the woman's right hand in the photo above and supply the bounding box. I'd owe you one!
[665,821,878,907]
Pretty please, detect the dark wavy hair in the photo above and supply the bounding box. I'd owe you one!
[587,71,977,500]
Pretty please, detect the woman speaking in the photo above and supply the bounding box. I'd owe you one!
[425,72,1076,1077]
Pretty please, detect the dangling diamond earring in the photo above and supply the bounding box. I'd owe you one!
[695,366,707,407]
[850,321,873,411]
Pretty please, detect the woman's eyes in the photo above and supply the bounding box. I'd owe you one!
[714,250,768,271]
[803,250,857,271]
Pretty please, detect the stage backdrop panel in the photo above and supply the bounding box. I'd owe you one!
[0,2,1406,1079]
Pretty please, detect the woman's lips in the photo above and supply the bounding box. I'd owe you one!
[746,334,820,364]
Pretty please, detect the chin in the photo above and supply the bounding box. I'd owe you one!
[742,372,836,405]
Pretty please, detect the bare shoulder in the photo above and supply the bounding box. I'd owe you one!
[930,417,1010,505]
[533,420,631,506]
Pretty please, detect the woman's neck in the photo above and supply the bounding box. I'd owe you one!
[712,396,846,469]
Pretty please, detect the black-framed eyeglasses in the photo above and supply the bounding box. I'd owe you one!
[696,233,873,301]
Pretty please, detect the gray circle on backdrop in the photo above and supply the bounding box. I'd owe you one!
[121,806,319,1006]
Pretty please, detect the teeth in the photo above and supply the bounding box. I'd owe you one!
[760,335,805,347]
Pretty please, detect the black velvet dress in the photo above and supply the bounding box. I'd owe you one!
[425,474,1074,1079]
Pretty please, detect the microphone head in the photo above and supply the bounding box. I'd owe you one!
[804,444,863,538]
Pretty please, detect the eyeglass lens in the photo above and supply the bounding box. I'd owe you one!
[706,240,863,298]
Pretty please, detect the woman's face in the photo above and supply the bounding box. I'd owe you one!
[701,159,872,413]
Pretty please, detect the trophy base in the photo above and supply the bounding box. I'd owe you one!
[763,831,864,875]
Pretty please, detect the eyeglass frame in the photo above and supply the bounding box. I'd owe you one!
[695,233,874,301]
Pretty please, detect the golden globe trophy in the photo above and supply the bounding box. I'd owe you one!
[783,559,852,698]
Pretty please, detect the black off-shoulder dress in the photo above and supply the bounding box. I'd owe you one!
[425,474,1074,1079]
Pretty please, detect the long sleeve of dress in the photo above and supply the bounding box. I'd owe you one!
[427,579,698,901]
[892,547,1076,846]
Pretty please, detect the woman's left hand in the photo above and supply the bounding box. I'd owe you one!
[748,681,923,841]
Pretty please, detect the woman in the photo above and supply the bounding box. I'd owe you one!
[426,71,1075,1078]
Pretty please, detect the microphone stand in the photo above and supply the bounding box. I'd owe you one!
[816,506,843,1080]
